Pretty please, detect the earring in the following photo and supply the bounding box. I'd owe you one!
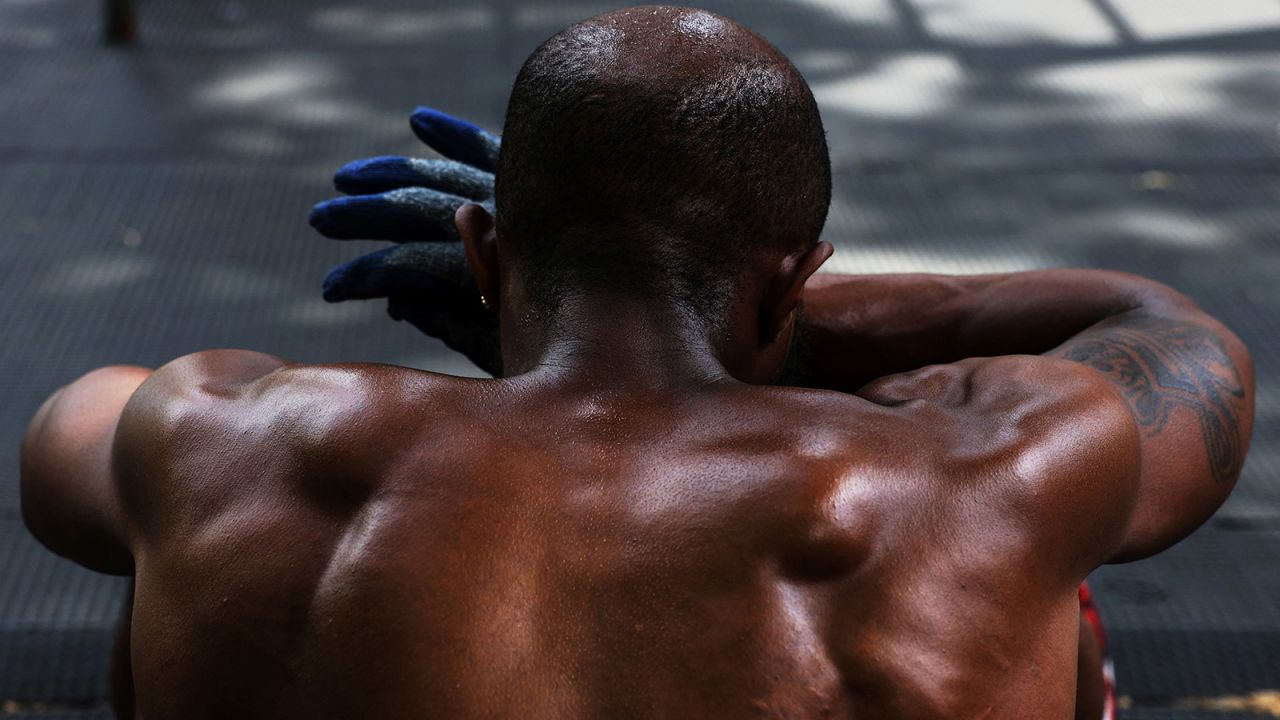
[479,294,491,310]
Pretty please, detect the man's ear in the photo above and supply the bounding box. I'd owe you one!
[762,241,833,343]
[456,203,500,311]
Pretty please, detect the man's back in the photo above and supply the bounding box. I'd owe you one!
[19,9,1253,717]
[119,353,1116,719]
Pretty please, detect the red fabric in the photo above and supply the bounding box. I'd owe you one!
[1079,583,1116,720]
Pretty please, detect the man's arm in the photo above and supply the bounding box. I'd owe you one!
[841,270,1254,565]
[20,350,293,576]
[1045,297,1254,560]
[20,366,151,575]
[790,270,1162,392]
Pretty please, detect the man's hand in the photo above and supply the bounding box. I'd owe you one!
[309,108,503,376]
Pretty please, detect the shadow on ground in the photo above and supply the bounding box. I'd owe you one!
[0,0,1277,717]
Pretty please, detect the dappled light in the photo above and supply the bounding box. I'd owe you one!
[1064,207,1236,250]
[199,61,336,106]
[813,53,965,119]
[914,0,1123,45]
[35,255,156,296]
[0,0,1274,349]
[309,6,494,39]
[1033,53,1280,122]
[0,0,1277,711]
[1107,0,1280,41]
[826,246,1049,274]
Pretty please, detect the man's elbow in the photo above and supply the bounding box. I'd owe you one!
[20,443,137,575]
[19,385,67,548]
[1100,271,1203,317]
[19,366,149,574]
[1231,329,1257,481]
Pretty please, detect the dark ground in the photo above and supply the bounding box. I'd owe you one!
[0,0,1277,717]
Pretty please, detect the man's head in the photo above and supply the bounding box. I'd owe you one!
[459,6,832,378]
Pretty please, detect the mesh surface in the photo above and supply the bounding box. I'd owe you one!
[1,0,1277,715]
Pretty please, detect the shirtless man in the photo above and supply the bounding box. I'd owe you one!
[20,7,1254,719]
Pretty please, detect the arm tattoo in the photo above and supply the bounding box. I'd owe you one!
[1057,317,1246,483]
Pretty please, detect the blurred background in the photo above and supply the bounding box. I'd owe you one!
[1,0,1277,717]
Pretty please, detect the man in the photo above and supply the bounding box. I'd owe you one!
[21,6,1254,719]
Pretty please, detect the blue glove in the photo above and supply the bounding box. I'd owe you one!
[309,107,502,375]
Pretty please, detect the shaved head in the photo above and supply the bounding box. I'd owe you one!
[496,6,831,323]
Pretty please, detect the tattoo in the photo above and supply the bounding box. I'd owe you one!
[1057,316,1246,483]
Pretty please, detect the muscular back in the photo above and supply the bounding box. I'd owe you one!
[113,352,1130,719]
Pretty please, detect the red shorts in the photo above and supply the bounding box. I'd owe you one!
[1079,582,1116,720]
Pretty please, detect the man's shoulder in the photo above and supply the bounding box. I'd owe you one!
[729,381,954,457]
[120,350,485,463]
[847,356,1135,462]
[114,351,496,530]
[785,359,1140,580]
[750,363,1138,515]
[716,383,934,478]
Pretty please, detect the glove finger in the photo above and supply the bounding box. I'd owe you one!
[309,187,470,243]
[323,243,472,302]
[386,294,449,338]
[387,294,502,377]
[333,156,495,200]
[410,107,502,173]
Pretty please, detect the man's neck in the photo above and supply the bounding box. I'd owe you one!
[500,294,734,389]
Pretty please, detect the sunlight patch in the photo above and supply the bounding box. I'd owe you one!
[1033,53,1268,120]
[199,60,333,106]
[310,7,492,39]
[1107,0,1280,41]
[1064,208,1233,249]
[812,53,963,119]
[38,256,155,295]
[822,247,1049,274]
[913,0,1120,46]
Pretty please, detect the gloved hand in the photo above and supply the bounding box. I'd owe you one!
[309,108,503,376]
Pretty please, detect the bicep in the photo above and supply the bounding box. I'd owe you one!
[1050,310,1255,561]
[20,366,152,575]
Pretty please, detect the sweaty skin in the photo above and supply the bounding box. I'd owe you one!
[21,267,1253,719]
[21,8,1255,720]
